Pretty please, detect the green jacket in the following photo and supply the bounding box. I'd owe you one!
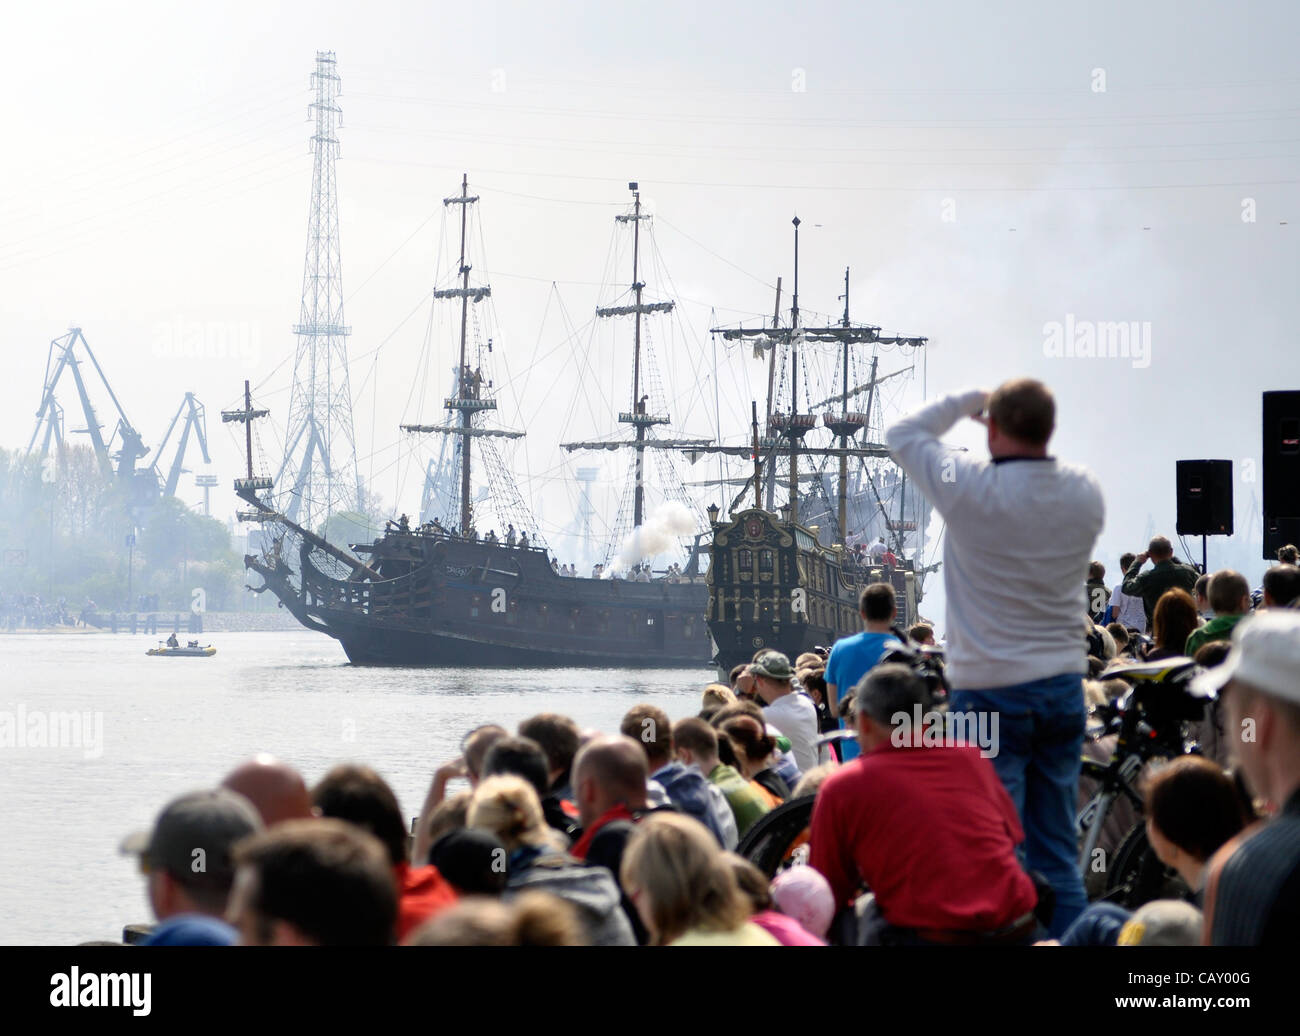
[1122,559,1199,629]
[708,763,771,837]
[1185,612,1245,658]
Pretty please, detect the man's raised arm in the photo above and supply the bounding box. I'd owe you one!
[1121,555,1148,598]
[884,389,988,509]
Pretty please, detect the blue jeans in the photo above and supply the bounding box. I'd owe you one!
[949,673,1088,937]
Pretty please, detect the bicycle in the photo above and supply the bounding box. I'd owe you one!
[1075,656,1215,909]
[738,795,817,877]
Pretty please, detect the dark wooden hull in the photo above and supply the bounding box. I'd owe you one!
[710,619,848,677]
[248,532,712,668]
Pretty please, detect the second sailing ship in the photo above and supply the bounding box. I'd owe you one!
[699,217,935,673]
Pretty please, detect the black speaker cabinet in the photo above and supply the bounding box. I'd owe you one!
[1176,459,1233,537]
[1263,390,1300,560]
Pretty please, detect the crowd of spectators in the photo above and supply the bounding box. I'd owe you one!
[111,379,1299,948]
[2,592,78,629]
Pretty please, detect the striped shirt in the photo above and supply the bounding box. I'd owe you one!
[1206,788,1300,945]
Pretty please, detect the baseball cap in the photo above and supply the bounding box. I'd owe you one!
[1191,610,1300,704]
[769,865,835,939]
[1116,900,1203,947]
[120,789,263,888]
[749,650,794,681]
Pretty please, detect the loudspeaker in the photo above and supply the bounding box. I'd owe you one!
[1263,390,1300,560]
[1176,460,1233,537]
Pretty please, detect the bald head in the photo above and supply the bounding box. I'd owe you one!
[571,735,648,828]
[221,755,314,827]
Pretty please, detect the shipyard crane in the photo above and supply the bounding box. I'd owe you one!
[148,392,211,498]
[27,328,151,487]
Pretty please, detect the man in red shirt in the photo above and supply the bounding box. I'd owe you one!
[810,664,1040,945]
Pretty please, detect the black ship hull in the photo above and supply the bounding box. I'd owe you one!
[710,619,850,678]
[248,531,712,668]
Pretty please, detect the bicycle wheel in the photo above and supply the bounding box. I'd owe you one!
[737,795,816,878]
[1077,757,1117,899]
[1105,822,1191,911]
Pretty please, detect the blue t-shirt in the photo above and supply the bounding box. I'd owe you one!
[825,630,902,703]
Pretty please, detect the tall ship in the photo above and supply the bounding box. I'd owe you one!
[696,218,936,673]
[232,178,716,666]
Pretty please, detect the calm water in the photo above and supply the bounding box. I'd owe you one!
[0,629,712,945]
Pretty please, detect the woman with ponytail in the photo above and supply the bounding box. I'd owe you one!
[720,716,791,807]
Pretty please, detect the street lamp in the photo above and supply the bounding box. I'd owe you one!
[126,529,136,612]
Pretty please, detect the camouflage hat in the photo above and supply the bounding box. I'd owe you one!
[749,650,794,680]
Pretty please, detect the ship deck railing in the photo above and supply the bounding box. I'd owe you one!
[376,526,548,550]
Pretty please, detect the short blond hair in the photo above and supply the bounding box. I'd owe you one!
[620,812,750,945]
[467,775,549,852]
[701,683,737,710]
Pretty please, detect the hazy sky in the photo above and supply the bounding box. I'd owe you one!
[4,0,1297,607]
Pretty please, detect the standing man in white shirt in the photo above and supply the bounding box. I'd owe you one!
[885,378,1105,937]
[749,650,820,774]
[1106,552,1148,631]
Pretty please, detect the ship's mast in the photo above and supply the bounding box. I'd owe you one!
[453,175,474,534]
[594,182,694,533]
[243,380,254,483]
[708,228,929,537]
[225,380,384,578]
[862,354,880,463]
[562,184,713,565]
[400,174,513,537]
[837,267,850,544]
[764,278,782,511]
[788,216,801,516]
[222,379,272,519]
[862,352,881,544]
[630,185,648,528]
